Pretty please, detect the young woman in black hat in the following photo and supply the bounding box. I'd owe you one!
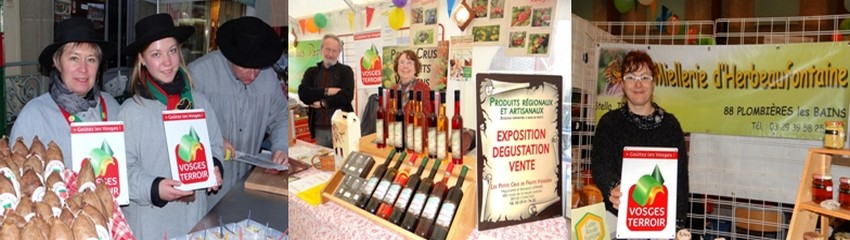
[117,13,223,239]
[10,17,120,168]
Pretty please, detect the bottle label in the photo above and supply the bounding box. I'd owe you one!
[387,122,395,146]
[394,122,404,148]
[428,128,437,155]
[452,129,462,158]
[408,193,427,215]
[422,195,441,219]
[363,177,380,194]
[376,119,384,143]
[435,202,457,227]
[384,183,402,203]
[395,188,414,208]
[406,125,414,149]
[374,180,392,199]
[414,127,424,153]
[437,132,447,159]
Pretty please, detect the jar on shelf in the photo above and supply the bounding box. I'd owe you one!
[841,177,850,209]
[812,173,834,204]
[824,121,845,149]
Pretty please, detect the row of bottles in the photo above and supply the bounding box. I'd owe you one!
[351,148,469,240]
[376,88,464,165]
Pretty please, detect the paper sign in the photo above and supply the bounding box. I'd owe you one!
[572,203,611,240]
[616,146,678,239]
[162,109,217,191]
[70,121,129,205]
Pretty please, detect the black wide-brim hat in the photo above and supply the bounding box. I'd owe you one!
[217,16,283,68]
[38,17,117,70]
[125,13,194,57]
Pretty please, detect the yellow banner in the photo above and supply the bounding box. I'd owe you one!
[595,42,850,140]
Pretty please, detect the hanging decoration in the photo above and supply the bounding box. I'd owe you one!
[348,11,356,31]
[366,7,376,27]
[314,13,328,29]
[833,30,845,42]
[299,18,307,35]
[291,27,299,47]
[447,0,456,16]
[305,17,319,33]
[451,0,474,31]
[393,0,408,8]
[614,0,635,14]
[388,7,406,30]
[655,5,672,32]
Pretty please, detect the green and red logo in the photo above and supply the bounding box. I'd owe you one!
[360,44,382,86]
[85,140,120,198]
[626,165,668,231]
[175,127,208,184]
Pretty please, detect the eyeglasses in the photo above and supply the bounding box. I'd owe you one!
[623,75,653,83]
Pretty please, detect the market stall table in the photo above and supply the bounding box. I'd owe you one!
[190,166,288,233]
[288,139,568,239]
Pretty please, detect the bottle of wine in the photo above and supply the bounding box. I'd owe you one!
[378,156,427,219]
[366,151,407,213]
[413,161,456,237]
[355,149,397,209]
[389,157,431,224]
[427,90,438,160]
[394,90,405,151]
[386,90,396,147]
[451,90,464,164]
[376,87,386,148]
[436,91,449,163]
[400,159,445,231]
[429,165,469,240]
[405,90,415,153]
[414,91,426,154]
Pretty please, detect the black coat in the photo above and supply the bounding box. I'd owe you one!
[298,62,355,137]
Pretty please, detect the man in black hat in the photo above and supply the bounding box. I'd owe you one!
[188,16,287,209]
[298,34,355,148]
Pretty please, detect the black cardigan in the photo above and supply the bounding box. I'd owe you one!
[591,107,691,227]
[297,62,355,137]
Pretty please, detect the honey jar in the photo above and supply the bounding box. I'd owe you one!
[824,121,845,149]
[812,173,833,203]
[841,177,850,209]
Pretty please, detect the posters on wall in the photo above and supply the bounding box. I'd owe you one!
[381,41,449,90]
[353,31,383,89]
[616,147,679,239]
[287,39,323,93]
[410,0,440,47]
[476,73,562,230]
[449,35,473,82]
[504,0,556,56]
[595,42,850,140]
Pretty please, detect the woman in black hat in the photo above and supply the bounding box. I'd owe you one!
[117,13,223,239]
[10,17,120,168]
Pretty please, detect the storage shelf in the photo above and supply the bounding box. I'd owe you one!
[797,201,850,220]
[788,148,850,239]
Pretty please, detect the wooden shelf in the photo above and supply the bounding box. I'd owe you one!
[320,133,477,240]
[788,148,850,239]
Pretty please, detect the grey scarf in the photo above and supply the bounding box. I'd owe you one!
[48,70,101,117]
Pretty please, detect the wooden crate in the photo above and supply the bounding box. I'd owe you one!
[321,134,477,239]
[787,148,850,239]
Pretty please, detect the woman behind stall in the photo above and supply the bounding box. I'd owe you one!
[11,17,120,165]
[591,50,690,236]
[118,13,223,239]
[391,50,433,115]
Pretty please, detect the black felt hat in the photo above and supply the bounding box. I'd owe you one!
[38,17,117,70]
[125,13,194,56]
[216,16,283,68]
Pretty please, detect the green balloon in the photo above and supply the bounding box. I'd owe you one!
[314,13,328,29]
[840,18,850,31]
[614,0,635,14]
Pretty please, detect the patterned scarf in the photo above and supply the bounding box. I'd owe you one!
[48,70,102,121]
[621,102,666,130]
[140,67,193,110]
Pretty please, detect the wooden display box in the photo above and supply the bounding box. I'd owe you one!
[788,148,850,239]
[321,134,477,239]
